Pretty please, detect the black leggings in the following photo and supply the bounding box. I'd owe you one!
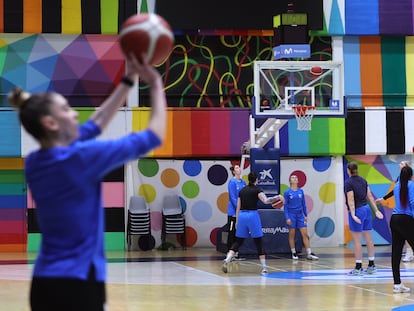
[230,237,265,256]
[390,214,414,284]
[30,266,106,311]
[227,216,237,250]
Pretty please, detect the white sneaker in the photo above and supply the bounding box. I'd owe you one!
[307,253,319,260]
[261,268,268,275]
[222,261,228,273]
[292,253,299,260]
[402,253,414,262]
[393,283,410,293]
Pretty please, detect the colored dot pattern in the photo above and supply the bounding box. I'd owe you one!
[132,157,344,249]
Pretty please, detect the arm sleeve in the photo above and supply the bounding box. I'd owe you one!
[228,181,238,210]
[383,190,394,200]
[284,191,290,220]
[78,120,101,141]
[302,189,308,217]
[408,183,414,215]
[78,129,161,181]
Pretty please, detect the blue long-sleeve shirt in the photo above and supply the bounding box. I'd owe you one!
[393,180,414,216]
[227,178,246,216]
[26,120,161,282]
[283,187,307,220]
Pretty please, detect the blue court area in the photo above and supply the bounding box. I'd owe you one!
[265,268,414,281]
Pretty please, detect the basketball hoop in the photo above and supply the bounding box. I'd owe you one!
[292,105,315,131]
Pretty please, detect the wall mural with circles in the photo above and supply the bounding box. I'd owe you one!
[130,157,344,250]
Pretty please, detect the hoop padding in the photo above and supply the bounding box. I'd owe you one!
[293,106,315,131]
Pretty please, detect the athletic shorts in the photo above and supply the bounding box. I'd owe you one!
[286,211,307,229]
[348,204,373,232]
[236,210,263,238]
[30,266,106,311]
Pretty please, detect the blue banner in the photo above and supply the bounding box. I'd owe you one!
[250,148,280,210]
[273,44,311,60]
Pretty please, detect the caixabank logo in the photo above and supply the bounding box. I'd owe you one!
[258,168,276,187]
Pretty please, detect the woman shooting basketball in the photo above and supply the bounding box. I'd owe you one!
[8,54,166,311]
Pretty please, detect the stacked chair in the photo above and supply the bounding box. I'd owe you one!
[126,195,151,251]
[161,194,186,249]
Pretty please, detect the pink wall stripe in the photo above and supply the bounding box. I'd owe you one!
[210,110,230,155]
[102,182,124,207]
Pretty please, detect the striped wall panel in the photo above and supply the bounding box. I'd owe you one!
[346,107,414,155]
[3,0,414,37]
[27,166,125,251]
[0,158,26,252]
[0,0,139,34]
[344,36,413,108]
[132,108,252,157]
[345,0,414,35]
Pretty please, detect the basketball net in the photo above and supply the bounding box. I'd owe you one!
[292,105,315,131]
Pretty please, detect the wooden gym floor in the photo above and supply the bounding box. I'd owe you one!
[0,246,413,311]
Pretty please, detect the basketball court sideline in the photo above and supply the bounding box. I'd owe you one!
[0,246,413,311]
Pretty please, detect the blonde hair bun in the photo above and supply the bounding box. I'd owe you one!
[7,87,31,109]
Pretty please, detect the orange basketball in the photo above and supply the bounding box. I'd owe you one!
[310,66,323,76]
[272,199,284,210]
[119,13,174,65]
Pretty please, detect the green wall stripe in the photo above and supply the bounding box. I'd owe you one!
[75,108,95,124]
[28,232,125,252]
[105,232,125,251]
[328,118,346,155]
[381,37,406,107]
[27,233,41,252]
[101,0,119,34]
[309,118,330,154]
[0,184,26,195]
[0,171,25,183]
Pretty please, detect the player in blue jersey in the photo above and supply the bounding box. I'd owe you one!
[284,175,318,261]
[226,165,246,251]
[222,171,283,275]
[345,162,383,276]
[376,160,414,263]
[8,54,166,311]
[390,166,414,293]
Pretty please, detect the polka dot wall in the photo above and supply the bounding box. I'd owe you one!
[131,156,344,249]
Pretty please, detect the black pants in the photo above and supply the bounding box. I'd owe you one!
[230,237,265,256]
[30,266,106,311]
[390,214,414,284]
[227,216,237,250]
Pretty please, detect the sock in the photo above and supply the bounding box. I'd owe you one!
[307,248,311,255]
[225,251,234,262]
[291,248,296,254]
[260,258,266,267]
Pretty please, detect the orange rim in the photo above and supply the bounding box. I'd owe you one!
[293,106,315,117]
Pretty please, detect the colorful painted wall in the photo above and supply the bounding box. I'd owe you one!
[344,155,414,246]
[1,0,414,251]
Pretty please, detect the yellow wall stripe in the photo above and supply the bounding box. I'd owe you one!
[62,0,82,34]
[406,37,414,107]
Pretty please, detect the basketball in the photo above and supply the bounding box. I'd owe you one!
[310,66,323,76]
[272,199,284,210]
[119,13,174,65]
